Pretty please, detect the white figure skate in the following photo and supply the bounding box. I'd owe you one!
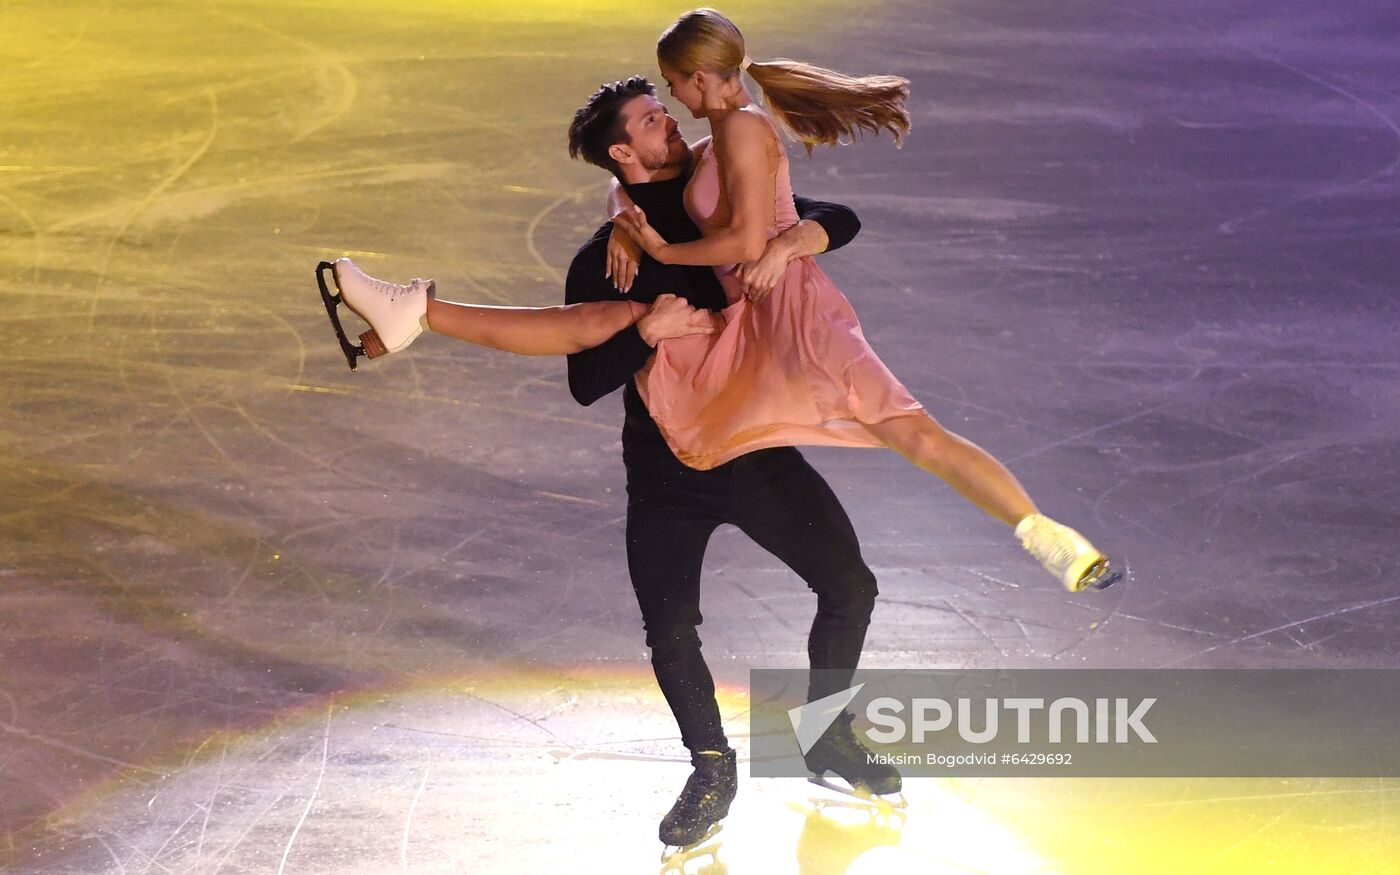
[315,257,434,370]
[1015,513,1123,592]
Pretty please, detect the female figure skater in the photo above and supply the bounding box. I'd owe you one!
[608,9,1119,593]
[316,9,1118,595]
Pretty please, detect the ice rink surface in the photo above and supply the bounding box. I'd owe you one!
[2,0,1398,871]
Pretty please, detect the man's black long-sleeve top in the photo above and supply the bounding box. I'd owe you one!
[565,169,861,451]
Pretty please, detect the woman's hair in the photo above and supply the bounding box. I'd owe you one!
[657,8,910,154]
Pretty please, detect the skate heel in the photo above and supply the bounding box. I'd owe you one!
[316,257,431,367]
[359,328,388,359]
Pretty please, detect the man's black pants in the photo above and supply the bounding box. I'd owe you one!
[625,443,878,754]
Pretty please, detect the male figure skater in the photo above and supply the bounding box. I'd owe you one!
[564,77,900,849]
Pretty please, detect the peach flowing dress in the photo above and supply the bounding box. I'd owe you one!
[637,114,924,470]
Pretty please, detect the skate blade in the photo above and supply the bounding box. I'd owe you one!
[659,822,723,866]
[789,795,909,835]
[1078,559,1125,592]
[315,260,367,371]
[808,774,908,811]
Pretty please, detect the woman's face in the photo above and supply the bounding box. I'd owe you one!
[658,62,704,118]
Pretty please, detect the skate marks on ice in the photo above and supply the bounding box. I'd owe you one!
[3,0,1400,872]
[828,0,1400,668]
[206,8,361,146]
[1068,0,1400,235]
[10,679,670,873]
[14,678,1066,875]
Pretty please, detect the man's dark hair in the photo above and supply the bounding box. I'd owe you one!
[568,76,656,178]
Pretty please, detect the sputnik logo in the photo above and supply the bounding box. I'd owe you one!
[787,683,864,754]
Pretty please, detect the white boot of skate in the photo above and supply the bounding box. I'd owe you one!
[331,257,434,359]
[1015,513,1121,592]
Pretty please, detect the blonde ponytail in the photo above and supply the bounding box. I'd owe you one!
[746,59,910,153]
[658,9,910,154]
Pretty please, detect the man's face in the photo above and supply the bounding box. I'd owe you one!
[618,94,688,172]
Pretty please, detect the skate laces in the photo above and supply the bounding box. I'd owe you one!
[678,774,712,805]
[366,275,411,301]
[675,756,733,808]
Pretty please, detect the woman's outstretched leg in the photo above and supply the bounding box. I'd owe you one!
[866,412,1035,528]
[326,256,643,359]
[866,412,1119,592]
[426,296,641,356]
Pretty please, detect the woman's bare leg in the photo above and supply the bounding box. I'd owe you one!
[866,412,1036,528]
[425,297,643,356]
[866,412,1119,591]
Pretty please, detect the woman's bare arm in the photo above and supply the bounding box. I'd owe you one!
[616,111,776,266]
[606,177,636,219]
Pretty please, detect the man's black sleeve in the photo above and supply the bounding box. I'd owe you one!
[564,224,654,407]
[794,195,861,253]
[565,200,862,407]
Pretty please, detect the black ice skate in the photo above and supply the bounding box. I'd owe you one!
[803,712,907,809]
[658,748,737,859]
